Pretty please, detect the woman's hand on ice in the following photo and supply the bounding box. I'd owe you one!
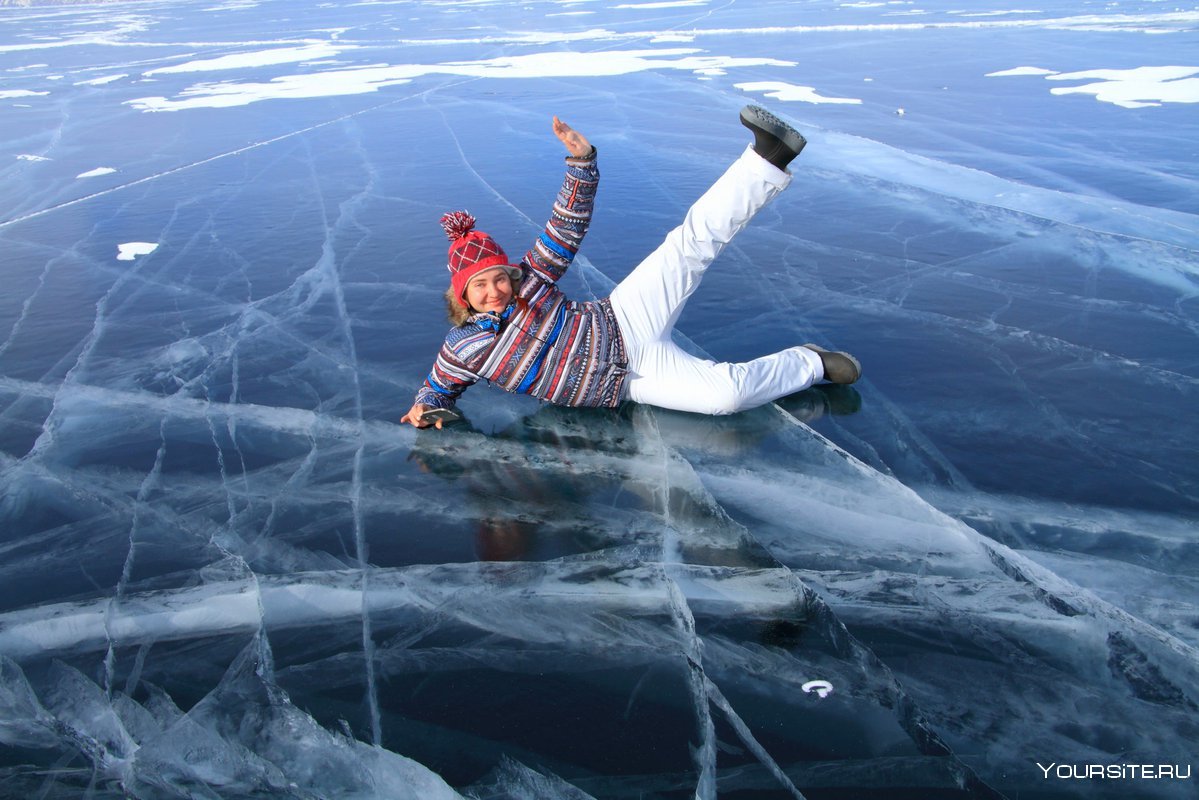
[401,403,443,430]
[553,116,592,158]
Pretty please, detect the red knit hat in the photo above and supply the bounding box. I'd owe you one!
[440,211,522,308]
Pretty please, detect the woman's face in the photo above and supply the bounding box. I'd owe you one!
[465,268,513,314]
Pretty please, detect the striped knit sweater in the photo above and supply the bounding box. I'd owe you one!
[415,150,628,411]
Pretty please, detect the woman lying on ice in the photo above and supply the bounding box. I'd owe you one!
[401,106,860,430]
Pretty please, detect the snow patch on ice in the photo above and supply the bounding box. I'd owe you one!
[77,167,117,179]
[16,154,51,162]
[203,0,260,10]
[616,0,709,8]
[950,9,1045,17]
[651,33,698,42]
[1048,65,1199,108]
[986,65,1058,77]
[128,49,796,111]
[385,11,1199,48]
[116,242,159,261]
[0,90,48,99]
[736,80,863,105]
[145,43,350,75]
[988,64,1199,107]
[75,73,128,86]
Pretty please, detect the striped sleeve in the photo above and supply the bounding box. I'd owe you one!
[414,335,481,409]
[522,148,599,285]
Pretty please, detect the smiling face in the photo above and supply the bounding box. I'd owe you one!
[464,268,514,314]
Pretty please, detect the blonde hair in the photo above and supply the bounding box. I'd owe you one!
[444,287,472,326]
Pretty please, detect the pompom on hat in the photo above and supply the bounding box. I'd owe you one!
[440,211,522,308]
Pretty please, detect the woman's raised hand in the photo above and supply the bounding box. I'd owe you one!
[552,116,592,158]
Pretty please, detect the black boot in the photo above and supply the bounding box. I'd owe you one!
[740,105,807,170]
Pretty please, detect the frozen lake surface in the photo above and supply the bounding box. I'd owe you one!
[1,0,1197,797]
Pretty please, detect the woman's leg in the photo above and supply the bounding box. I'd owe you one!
[609,144,790,350]
[610,107,839,416]
[624,340,824,416]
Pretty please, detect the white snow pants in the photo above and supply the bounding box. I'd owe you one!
[609,145,824,416]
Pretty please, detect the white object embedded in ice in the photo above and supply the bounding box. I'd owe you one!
[802,680,834,698]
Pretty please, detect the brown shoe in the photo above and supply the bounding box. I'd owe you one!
[802,344,861,385]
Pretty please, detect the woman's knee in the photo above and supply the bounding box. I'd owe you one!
[701,382,748,416]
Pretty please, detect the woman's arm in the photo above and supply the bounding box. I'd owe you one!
[520,116,600,285]
[403,341,479,428]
